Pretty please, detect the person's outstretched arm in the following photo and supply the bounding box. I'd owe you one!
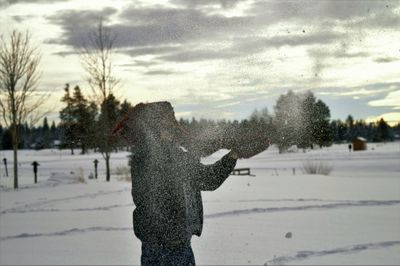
[188,137,269,191]
[190,151,238,191]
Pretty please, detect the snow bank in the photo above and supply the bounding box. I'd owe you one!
[0,143,399,265]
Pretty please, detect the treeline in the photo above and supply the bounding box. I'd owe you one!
[331,115,396,143]
[179,90,399,153]
[0,84,133,154]
[59,84,133,155]
[1,90,399,153]
[0,117,60,150]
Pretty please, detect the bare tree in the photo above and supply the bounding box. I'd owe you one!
[80,18,120,182]
[0,30,45,189]
[80,18,119,104]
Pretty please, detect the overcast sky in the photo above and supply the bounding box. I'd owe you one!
[1,0,399,124]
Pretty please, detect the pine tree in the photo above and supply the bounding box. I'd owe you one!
[1,128,13,150]
[42,117,50,148]
[345,115,355,141]
[59,84,98,154]
[376,118,391,142]
[273,91,302,152]
[119,100,132,117]
[96,94,120,181]
[60,84,76,155]
[42,117,49,132]
[312,100,333,147]
[273,91,332,152]
[248,107,274,144]
[71,86,97,154]
[50,121,57,142]
[299,91,316,148]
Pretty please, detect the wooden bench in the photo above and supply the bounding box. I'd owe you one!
[231,168,255,176]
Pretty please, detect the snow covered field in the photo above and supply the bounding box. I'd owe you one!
[0,143,399,265]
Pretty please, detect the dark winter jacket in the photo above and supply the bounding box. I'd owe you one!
[130,142,237,247]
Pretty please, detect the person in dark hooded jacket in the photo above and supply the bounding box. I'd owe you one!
[113,101,269,266]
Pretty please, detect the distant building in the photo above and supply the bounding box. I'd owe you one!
[30,141,44,150]
[352,137,367,151]
[52,140,61,149]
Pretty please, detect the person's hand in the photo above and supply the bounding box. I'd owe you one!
[228,150,240,160]
[231,135,270,159]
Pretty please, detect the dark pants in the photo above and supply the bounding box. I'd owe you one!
[141,242,195,266]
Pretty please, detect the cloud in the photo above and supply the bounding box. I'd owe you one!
[308,42,370,60]
[14,0,398,123]
[307,48,330,78]
[251,0,396,22]
[319,88,395,97]
[333,49,370,59]
[318,82,400,98]
[366,112,400,126]
[45,7,119,47]
[307,41,371,78]
[158,48,238,62]
[121,46,181,57]
[171,0,246,9]
[368,90,400,108]
[46,6,254,50]
[351,11,400,29]
[158,31,346,63]
[143,70,180,75]
[235,31,345,50]
[44,1,398,66]
[118,60,161,68]
[374,57,399,63]
[11,15,36,22]
[52,50,78,57]
[117,7,254,44]
[174,111,193,119]
[0,0,66,7]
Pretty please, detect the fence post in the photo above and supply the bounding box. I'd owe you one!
[3,158,8,177]
[93,159,99,179]
[32,161,39,183]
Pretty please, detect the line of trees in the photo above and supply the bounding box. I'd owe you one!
[58,84,132,154]
[1,90,398,155]
[0,83,133,183]
[331,115,394,143]
[0,117,59,150]
[59,83,132,181]
[178,90,399,154]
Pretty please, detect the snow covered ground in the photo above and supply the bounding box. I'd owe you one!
[0,143,399,265]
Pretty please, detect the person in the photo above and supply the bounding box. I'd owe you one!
[113,101,269,266]
[348,143,352,152]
